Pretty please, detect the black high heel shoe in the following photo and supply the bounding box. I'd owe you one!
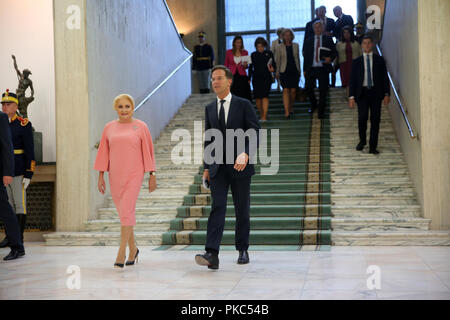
[114,262,124,269]
[126,248,139,266]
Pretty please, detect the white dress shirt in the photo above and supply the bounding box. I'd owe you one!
[321,17,327,30]
[217,92,232,125]
[312,35,323,68]
[363,52,374,87]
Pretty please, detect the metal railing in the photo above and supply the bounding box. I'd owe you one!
[376,44,416,139]
[134,0,193,112]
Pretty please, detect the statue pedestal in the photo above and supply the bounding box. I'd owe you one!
[33,131,43,164]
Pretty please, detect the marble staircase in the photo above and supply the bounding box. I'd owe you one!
[329,89,450,245]
[43,89,450,247]
[44,94,216,246]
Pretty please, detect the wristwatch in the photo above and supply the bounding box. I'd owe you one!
[150,171,156,176]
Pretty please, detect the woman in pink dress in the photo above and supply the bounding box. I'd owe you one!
[94,94,157,268]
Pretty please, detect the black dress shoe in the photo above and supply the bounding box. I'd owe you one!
[3,250,25,261]
[356,142,366,151]
[126,248,139,266]
[369,149,380,155]
[0,237,9,248]
[237,251,250,265]
[195,252,219,270]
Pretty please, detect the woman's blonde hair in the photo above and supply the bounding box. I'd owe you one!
[281,28,295,43]
[113,94,135,110]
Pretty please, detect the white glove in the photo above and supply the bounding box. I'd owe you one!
[23,178,31,189]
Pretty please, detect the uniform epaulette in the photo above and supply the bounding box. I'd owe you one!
[18,117,29,127]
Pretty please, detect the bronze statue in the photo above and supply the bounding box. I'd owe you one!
[12,55,34,118]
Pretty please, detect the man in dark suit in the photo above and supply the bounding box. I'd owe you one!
[303,21,337,119]
[349,36,391,154]
[0,96,25,261]
[333,6,355,42]
[304,6,335,42]
[195,65,260,270]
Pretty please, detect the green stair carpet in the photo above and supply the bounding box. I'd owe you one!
[159,93,332,251]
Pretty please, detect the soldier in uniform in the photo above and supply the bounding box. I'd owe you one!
[0,89,35,248]
[193,31,215,94]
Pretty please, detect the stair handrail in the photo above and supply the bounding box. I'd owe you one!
[134,0,193,112]
[376,44,416,139]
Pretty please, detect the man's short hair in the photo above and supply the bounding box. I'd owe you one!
[361,35,374,43]
[211,65,233,80]
[313,20,323,27]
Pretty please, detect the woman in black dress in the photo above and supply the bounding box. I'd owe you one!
[249,37,276,122]
[275,28,301,119]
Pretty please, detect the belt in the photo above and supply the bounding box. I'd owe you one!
[196,57,211,61]
[14,149,24,155]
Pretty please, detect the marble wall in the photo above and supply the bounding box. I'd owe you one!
[382,0,450,229]
[417,0,450,229]
[54,0,192,231]
[53,0,90,232]
[85,0,192,222]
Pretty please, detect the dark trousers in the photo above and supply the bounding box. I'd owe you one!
[0,184,24,252]
[306,67,329,117]
[357,88,382,150]
[205,165,251,253]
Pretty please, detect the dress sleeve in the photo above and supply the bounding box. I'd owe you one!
[141,122,156,172]
[94,125,110,172]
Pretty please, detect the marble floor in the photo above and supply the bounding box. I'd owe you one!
[0,244,449,300]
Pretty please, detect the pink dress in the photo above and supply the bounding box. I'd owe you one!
[94,119,156,226]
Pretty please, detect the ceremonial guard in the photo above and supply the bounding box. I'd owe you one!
[193,31,215,94]
[0,89,35,248]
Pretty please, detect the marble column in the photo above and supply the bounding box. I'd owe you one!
[53,0,91,231]
[417,0,450,229]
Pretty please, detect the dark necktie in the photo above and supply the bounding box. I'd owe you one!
[367,55,373,89]
[219,100,226,132]
[219,100,226,164]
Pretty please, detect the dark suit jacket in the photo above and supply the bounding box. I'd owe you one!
[304,18,336,43]
[203,95,260,179]
[302,35,337,73]
[0,112,15,178]
[334,14,355,41]
[349,54,391,102]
